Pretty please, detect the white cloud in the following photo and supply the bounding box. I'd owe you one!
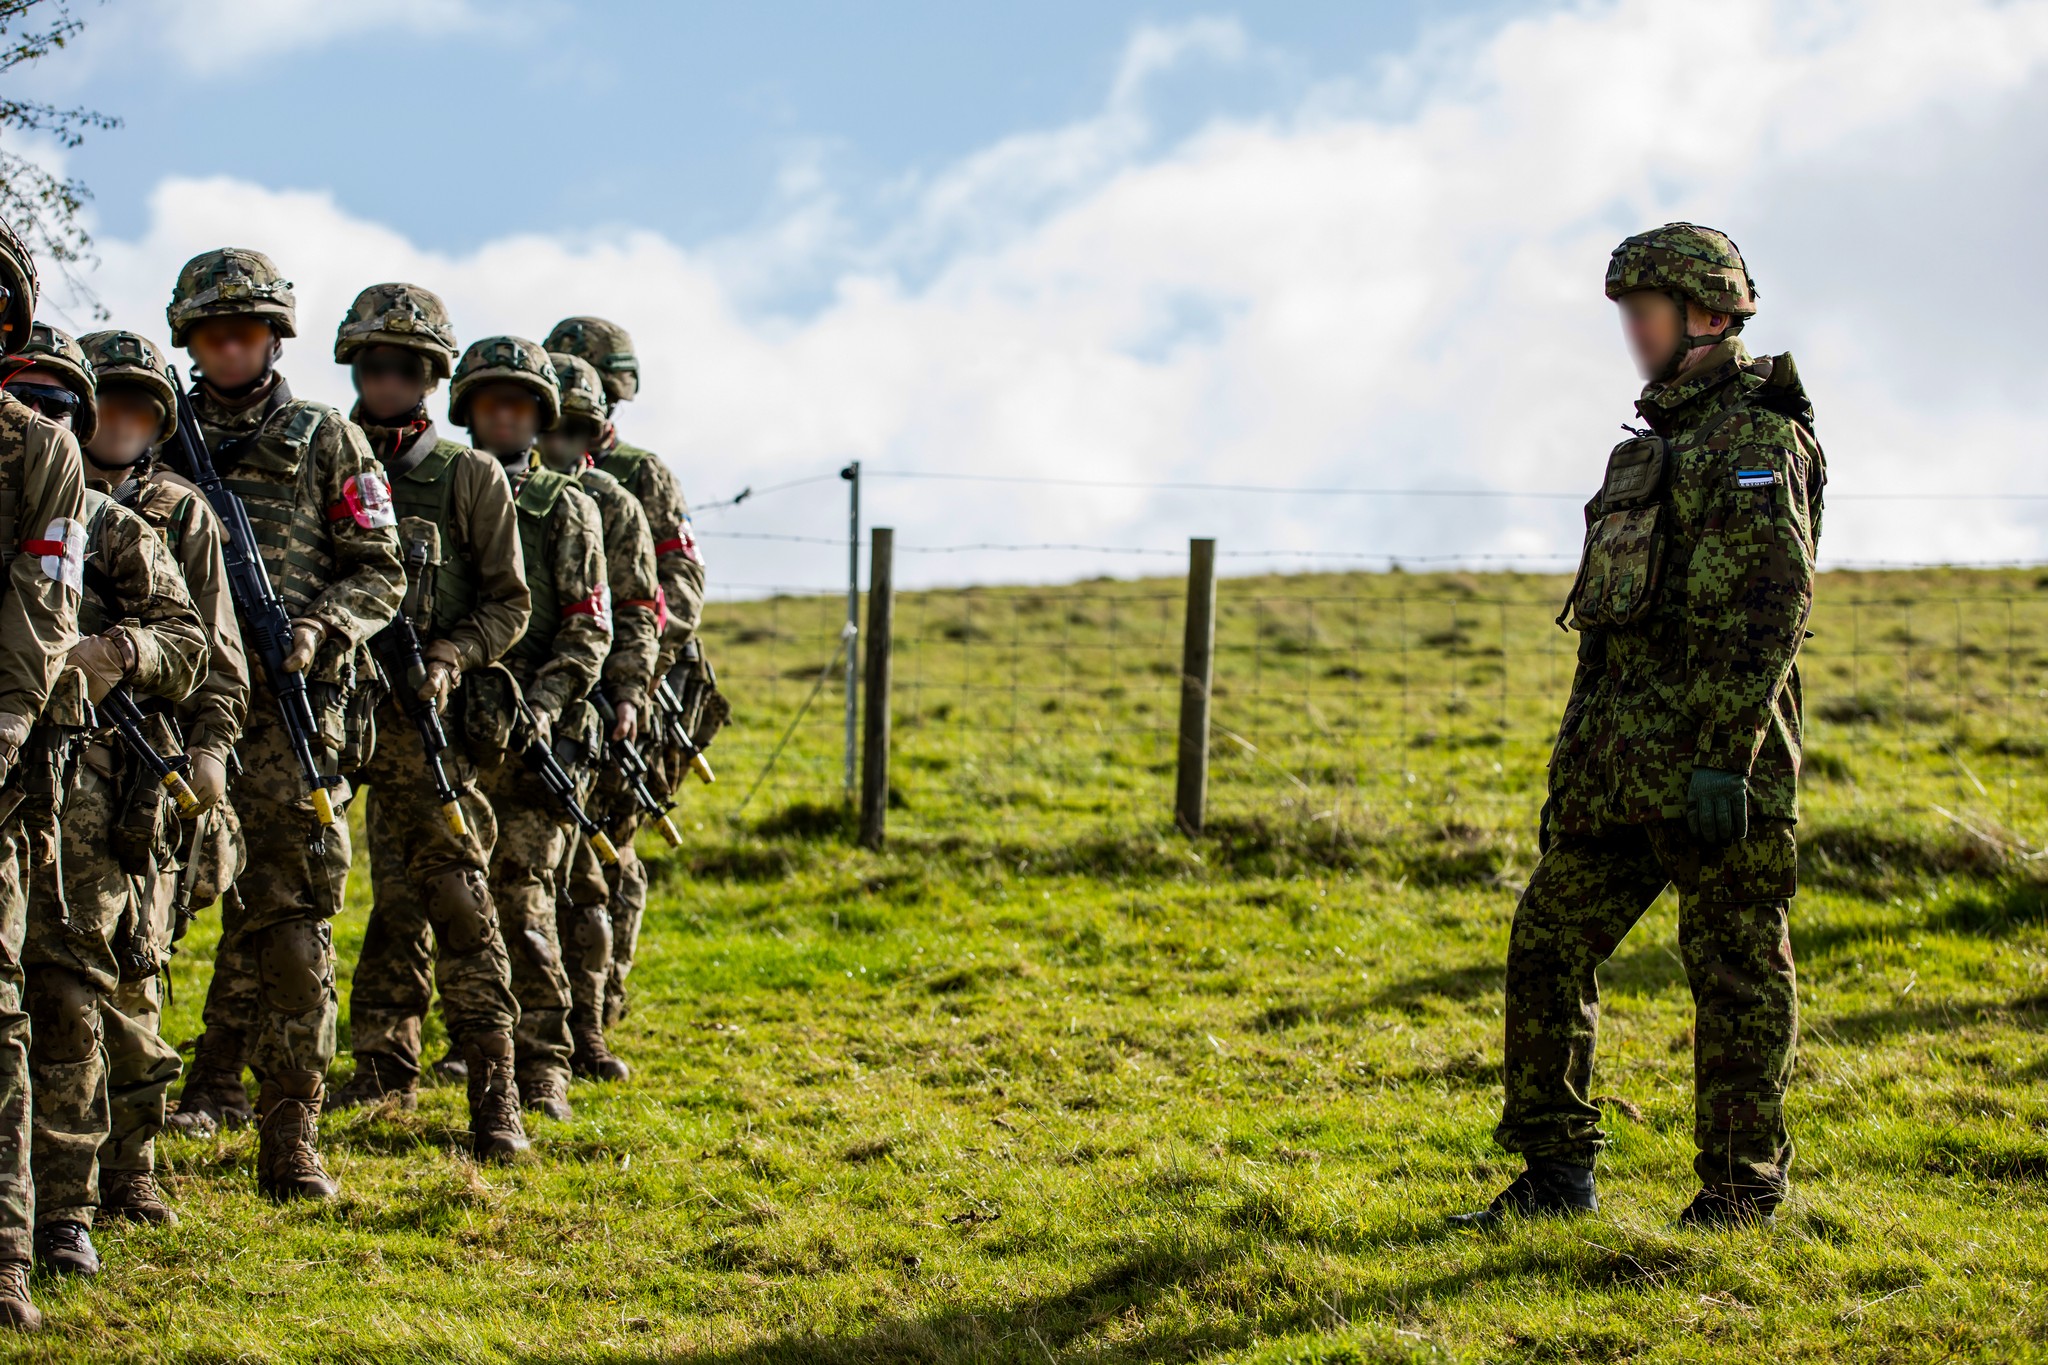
[63,0,2048,595]
[108,0,510,73]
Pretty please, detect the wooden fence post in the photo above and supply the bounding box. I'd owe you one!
[1175,537,1216,836]
[859,527,895,849]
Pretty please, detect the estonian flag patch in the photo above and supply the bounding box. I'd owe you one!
[1734,469,1780,489]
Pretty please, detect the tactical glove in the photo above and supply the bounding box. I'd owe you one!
[188,751,229,812]
[526,705,555,748]
[1686,767,1749,847]
[0,710,27,785]
[283,619,327,673]
[419,638,462,708]
[67,629,134,705]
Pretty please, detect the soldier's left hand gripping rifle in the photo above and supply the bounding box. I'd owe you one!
[95,684,203,820]
[514,697,620,866]
[167,368,342,835]
[372,537,469,838]
[590,689,681,848]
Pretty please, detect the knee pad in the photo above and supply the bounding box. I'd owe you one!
[29,968,103,1064]
[560,901,610,960]
[425,867,496,955]
[256,919,333,1017]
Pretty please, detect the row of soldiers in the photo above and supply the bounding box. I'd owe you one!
[0,225,720,1331]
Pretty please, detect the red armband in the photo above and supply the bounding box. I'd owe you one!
[561,582,613,630]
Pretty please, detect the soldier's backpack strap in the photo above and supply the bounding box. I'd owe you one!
[515,466,575,521]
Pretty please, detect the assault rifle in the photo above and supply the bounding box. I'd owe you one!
[515,699,619,865]
[96,684,202,819]
[168,368,341,829]
[590,690,681,847]
[651,638,718,786]
[373,540,469,837]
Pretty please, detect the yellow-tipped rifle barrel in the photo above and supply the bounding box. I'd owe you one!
[164,771,202,819]
[310,786,337,827]
[689,751,715,784]
[656,813,683,847]
[443,801,469,838]
[592,830,620,865]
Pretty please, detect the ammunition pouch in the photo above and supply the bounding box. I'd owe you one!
[1560,434,1670,632]
[111,710,185,878]
[459,662,520,769]
[310,638,383,775]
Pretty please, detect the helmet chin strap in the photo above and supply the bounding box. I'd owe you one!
[1657,292,1728,383]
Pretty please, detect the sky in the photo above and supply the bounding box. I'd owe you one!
[13,0,2048,596]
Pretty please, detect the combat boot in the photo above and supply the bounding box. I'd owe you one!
[33,1223,99,1277]
[168,1030,253,1133]
[329,1051,421,1111]
[463,1033,532,1162]
[1676,1186,1778,1230]
[431,1046,468,1083]
[519,1070,574,1122]
[1448,1160,1597,1229]
[0,1260,38,1332]
[570,1021,630,1082]
[100,1170,179,1227]
[256,1071,339,1202]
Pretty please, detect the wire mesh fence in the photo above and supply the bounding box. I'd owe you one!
[691,562,2048,847]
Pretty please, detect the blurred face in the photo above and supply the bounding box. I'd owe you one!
[538,416,600,472]
[4,364,81,429]
[469,382,543,457]
[352,345,433,422]
[187,316,278,389]
[87,386,167,468]
[1617,292,1730,381]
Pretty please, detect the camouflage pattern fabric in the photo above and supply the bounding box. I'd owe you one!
[595,435,704,665]
[102,857,188,1180]
[482,760,574,1091]
[571,465,659,710]
[0,823,36,1258]
[1604,222,1758,319]
[348,716,513,1068]
[1497,820,1799,1201]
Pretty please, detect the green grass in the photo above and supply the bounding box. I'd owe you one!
[20,567,2048,1362]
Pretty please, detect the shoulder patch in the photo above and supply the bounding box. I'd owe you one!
[277,402,329,450]
[1732,468,1782,490]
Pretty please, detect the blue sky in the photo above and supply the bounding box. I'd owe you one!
[24,0,2048,591]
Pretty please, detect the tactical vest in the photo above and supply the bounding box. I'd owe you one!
[76,487,116,637]
[504,466,578,677]
[389,437,483,635]
[212,401,341,613]
[595,441,652,498]
[119,477,197,560]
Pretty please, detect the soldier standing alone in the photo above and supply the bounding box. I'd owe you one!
[1455,224,1825,1230]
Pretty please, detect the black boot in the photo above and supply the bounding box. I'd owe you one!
[1676,1186,1778,1229]
[1449,1160,1597,1229]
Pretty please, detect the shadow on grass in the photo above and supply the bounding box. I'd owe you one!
[1807,991,2047,1044]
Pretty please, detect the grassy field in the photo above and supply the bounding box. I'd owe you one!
[17,567,2048,1362]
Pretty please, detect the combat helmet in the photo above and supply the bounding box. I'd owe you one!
[79,330,179,444]
[0,217,38,356]
[13,321,97,442]
[334,282,460,380]
[547,351,609,427]
[543,315,637,404]
[167,248,297,346]
[1604,223,1757,321]
[449,335,560,430]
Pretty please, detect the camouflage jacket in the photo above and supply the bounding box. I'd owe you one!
[189,376,405,649]
[1549,338,1824,834]
[572,462,660,710]
[0,394,85,724]
[502,458,610,721]
[68,490,208,709]
[595,434,704,670]
[101,466,250,766]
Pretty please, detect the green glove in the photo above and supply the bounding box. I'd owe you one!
[1686,767,1749,846]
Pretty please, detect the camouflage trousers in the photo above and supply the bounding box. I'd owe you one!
[344,708,516,1071]
[557,796,650,1031]
[485,762,575,1089]
[101,866,179,1180]
[1495,818,1800,1201]
[196,709,351,1089]
[0,812,34,1258]
[24,755,177,1227]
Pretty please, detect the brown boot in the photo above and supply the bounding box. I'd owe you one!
[256,1072,339,1202]
[168,1029,253,1134]
[329,1052,420,1111]
[462,1033,531,1162]
[570,1021,630,1082]
[101,1170,179,1227]
[518,1069,574,1122]
[0,1260,38,1333]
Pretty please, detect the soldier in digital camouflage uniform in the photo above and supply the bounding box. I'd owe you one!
[0,219,89,1333]
[543,317,705,1029]
[1456,224,1825,1231]
[322,285,534,1161]
[162,249,406,1201]
[541,352,660,1083]
[430,336,610,1121]
[8,322,208,1277]
[75,327,249,1226]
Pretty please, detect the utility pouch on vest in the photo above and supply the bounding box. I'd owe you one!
[395,515,443,636]
[461,662,519,768]
[1560,434,1670,631]
[555,698,604,802]
[111,710,183,878]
